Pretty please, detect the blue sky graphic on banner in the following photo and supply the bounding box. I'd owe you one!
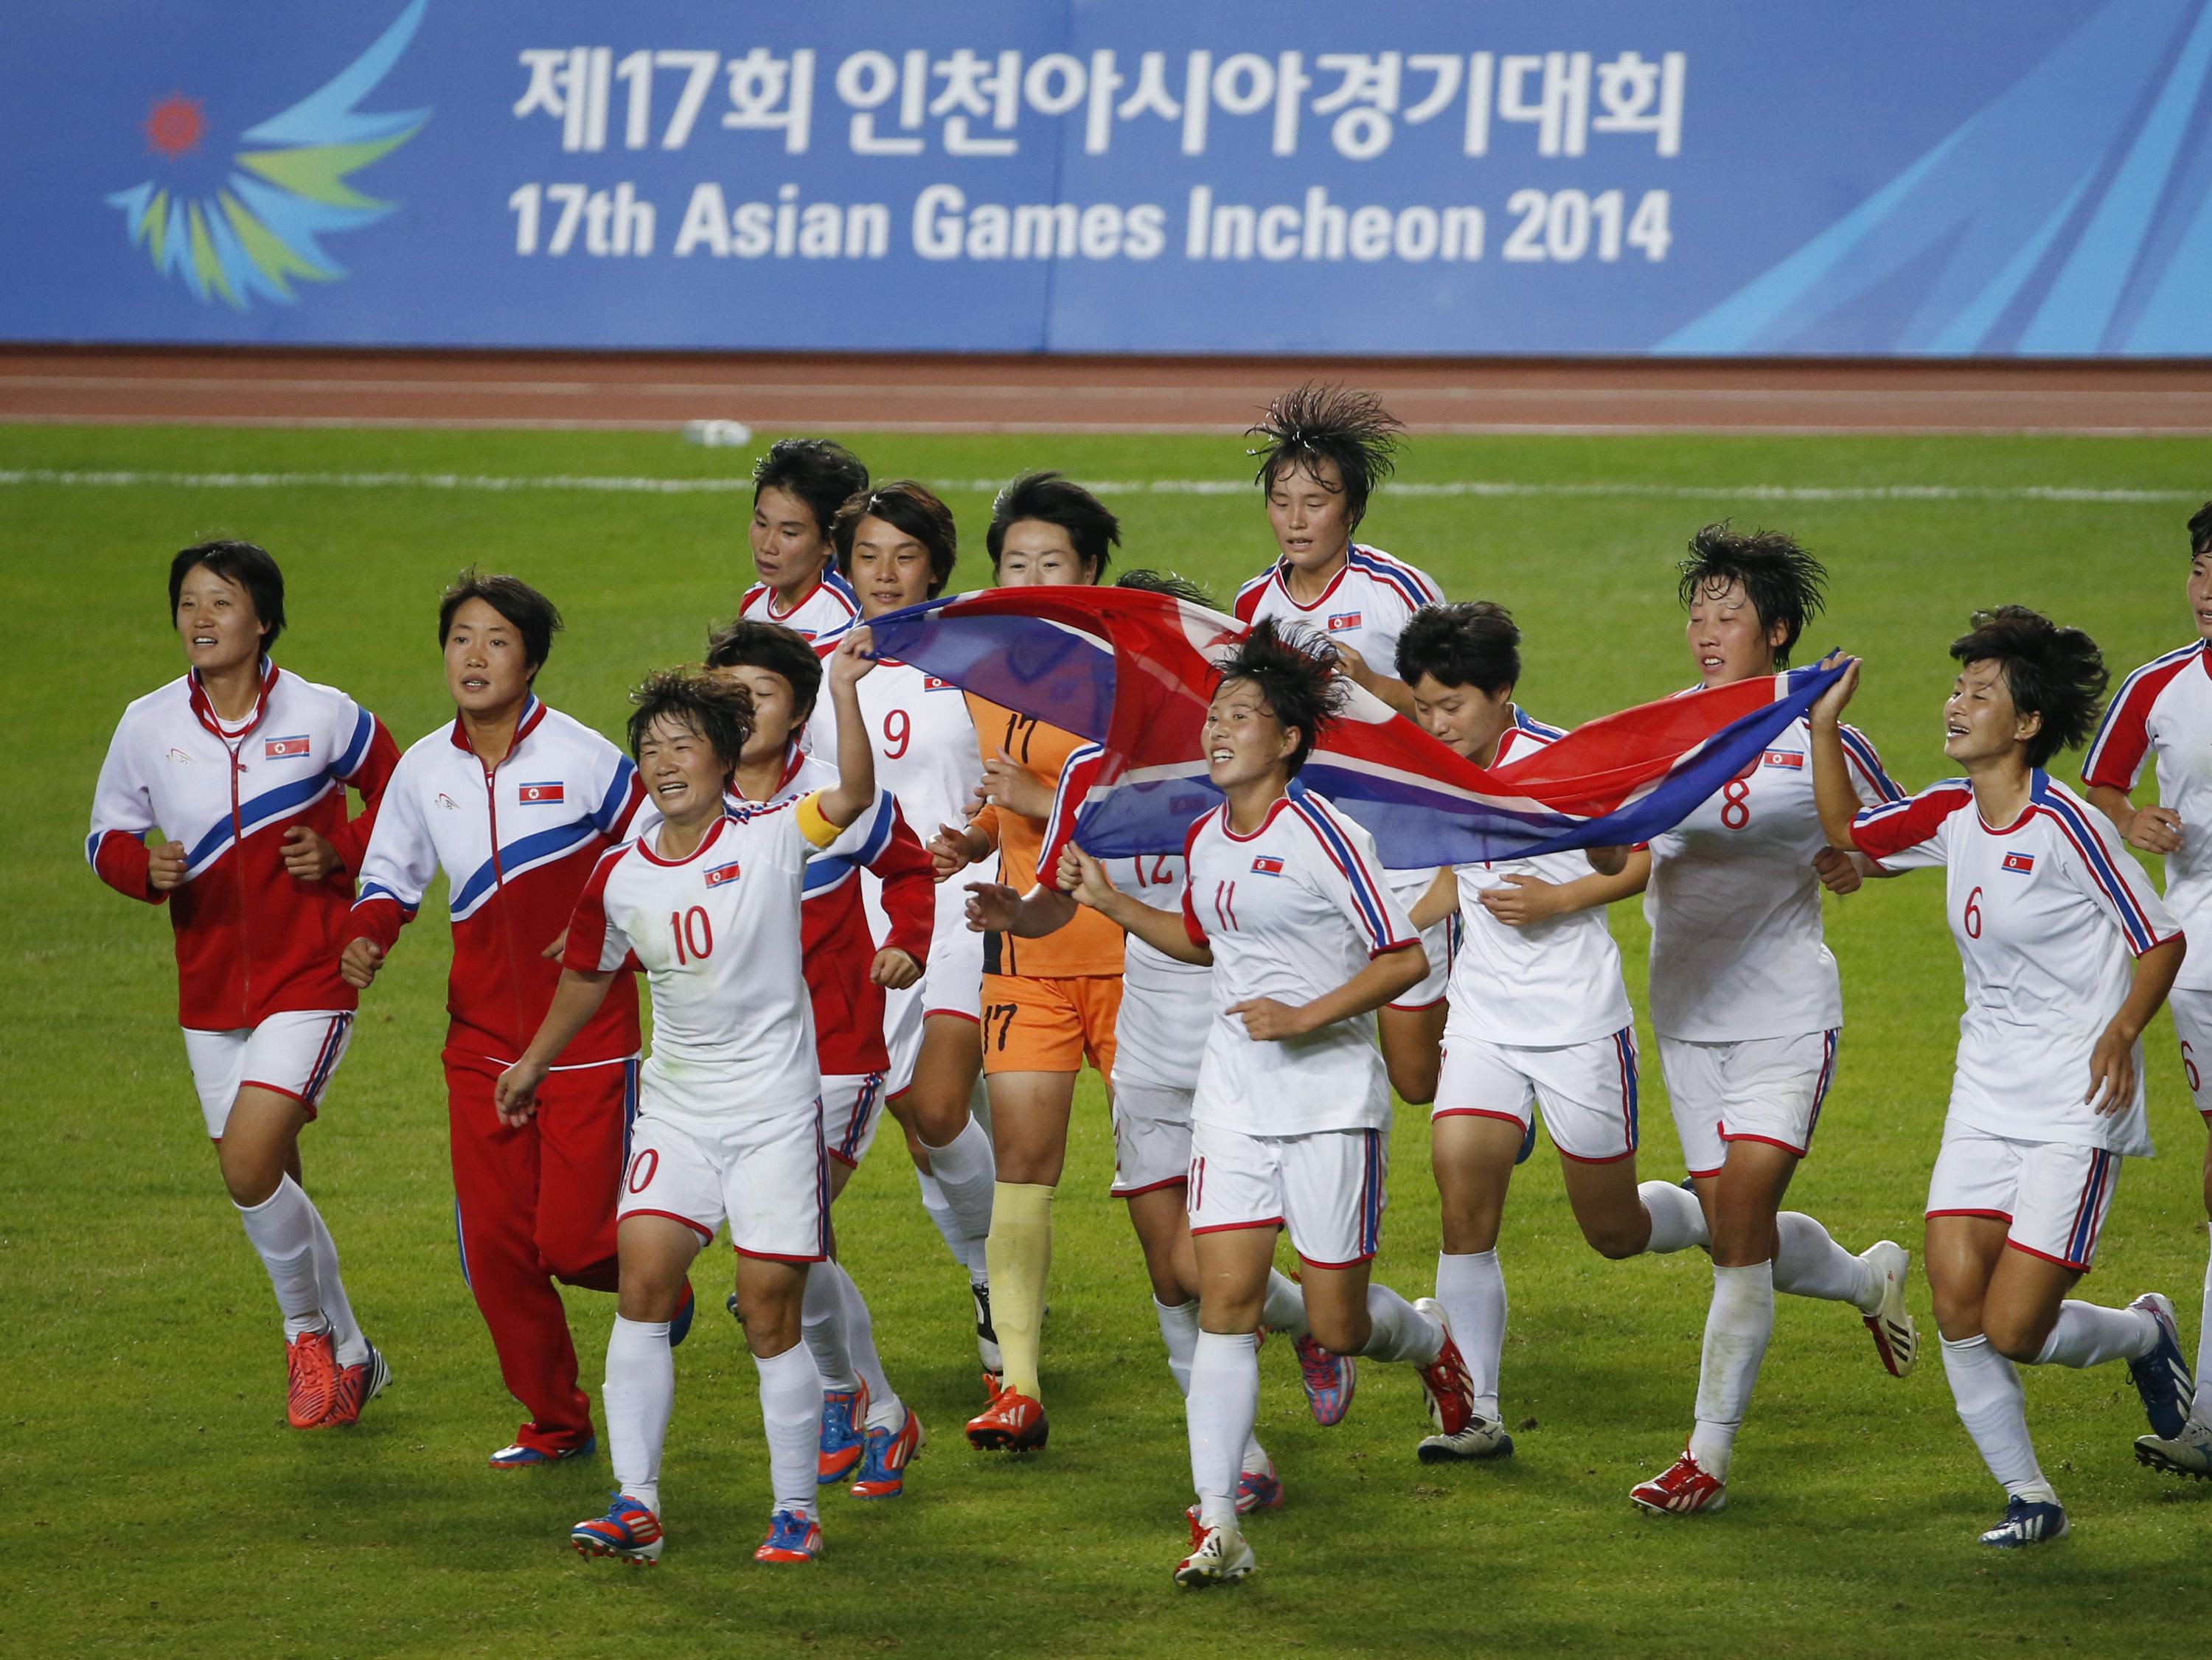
[1,0,2205,355]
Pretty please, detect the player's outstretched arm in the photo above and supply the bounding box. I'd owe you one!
[495,967,616,1125]
[2087,934,2188,1115]
[1807,654,1865,852]
[817,629,880,829]
[1406,869,1456,930]
[966,880,1079,939]
[1060,845,1211,965]
[1229,940,1425,1041]
[2087,781,2184,856]
[1478,849,1652,928]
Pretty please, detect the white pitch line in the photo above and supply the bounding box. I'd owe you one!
[0,467,2197,506]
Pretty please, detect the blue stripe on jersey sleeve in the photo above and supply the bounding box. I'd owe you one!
[335,708,375,778]
[593,758,638,836]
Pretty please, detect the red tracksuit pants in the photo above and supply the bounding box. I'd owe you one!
[446,1049,633,1451]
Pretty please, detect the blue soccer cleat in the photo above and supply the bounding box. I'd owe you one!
[490,1433,597,1469]
[754,1508,823,1563]
[850,1406,925,1499]
[1978,1496,2067,1548]
[1293,1335,1355,1427]
[669,1280,696,1349]
[818,1381,869,1485]
[2126,1293,2194,1441]
[571,1493,663,1563]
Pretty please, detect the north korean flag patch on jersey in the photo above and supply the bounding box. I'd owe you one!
[924,675,951,691]
[2002,851,2036,874]
[1761,749,1806,770]
[1251,854,1285,875]
[704,861,743,888]
[516,781,566,805]
[264,735,310,760]
[1326,612,1363,632]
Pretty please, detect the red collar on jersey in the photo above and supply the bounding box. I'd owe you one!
[1267,553,1352,613]
[639,810,734,867]
[1217,795,1295,842]
[729,742,806,804]
[188,656,279,742]
[448,693,547,757]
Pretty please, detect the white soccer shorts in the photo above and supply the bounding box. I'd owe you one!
[1186,1119,1388,1269]
[881,981,926,1100]
[823,1070,888,1169]
[2171,988,2212,1119]
[1433,1024,1641,1165]
[182,1009,355,1138]
[922,877,985,1023]
[617,1100,829,1262]
[1926,1120,2124,1274]
[1388,913,1456,1012]
[1659,1028,1839,1179]
[1110,1079,1194,1197]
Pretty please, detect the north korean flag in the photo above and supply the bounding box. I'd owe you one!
[705,862,743,888]
[516,781,566,805]
[2002,851,2036,874]
[1251,855,1284,875]
[1326,612,1363,632]
[1761,749,1806,770]
[264,735,311,759]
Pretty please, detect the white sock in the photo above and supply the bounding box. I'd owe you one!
[921,1115,998,1248]
[1688,1260,1775,1480]
[605,1315,674,1514]
[1773,1212,1878,1309]
[801,1260,859,1392]
[1261,1269,1310,1338]
[1155,1297,1200,1395]
[754,1344,824,1521]
[235,1175,325,1338]
[916,1171,969,1272]
[835,1263,904,1431]
[1638,1180,1710,1254]
[1436,1250,1506,1418]
[1360,1283,1444,1365]
[1941,1333,2054,1502]
[304,1197,367,1364]
[1187,1331,1259,1530]
[2197,1224,2212,1425]
[2031,1300,2157,1368]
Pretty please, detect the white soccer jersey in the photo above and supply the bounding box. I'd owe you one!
[1447,712,1634,1047]
[565,798,874,1121]
[2083,640,2212,991]
[1181,787,1419,1136]
[807,656,984,845]
[1851,772,2182,1154]
[1644,715,1902,1041]
[738,568,859,645]
[1232,543,1444,683]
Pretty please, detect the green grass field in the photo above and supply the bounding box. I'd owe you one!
[2,420,2207,1659]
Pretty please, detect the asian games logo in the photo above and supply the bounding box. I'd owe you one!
[105,0,430,310]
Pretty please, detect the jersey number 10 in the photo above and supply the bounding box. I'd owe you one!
[669,906,714,963]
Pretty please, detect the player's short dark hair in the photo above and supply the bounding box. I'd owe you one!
[170,540,285,647]
[1395,601,1522,695]
[1248,383,1403,531]
[627,669,754,776]
[1675,523,1829,669]
[986,471,1120,580]
[1948,606,2108,770]
[1213,619,1346,777]
[832,480,959,596]
[2188,500,2212,558]
[752,438,870,541]
[1116,567,1217,609]
[438,570,563,679]
[703,616,824,722]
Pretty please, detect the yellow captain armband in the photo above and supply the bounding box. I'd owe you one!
[795,791,842,849]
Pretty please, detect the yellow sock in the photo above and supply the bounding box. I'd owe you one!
[985,1182,1054,1401]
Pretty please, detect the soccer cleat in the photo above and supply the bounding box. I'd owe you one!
[754,1509,823,1563]
[973,1279,1004,1376]
[571,1493,663,1564]
[1293,1335,1356,1427]
[965,1375,1048,1451]
[1418,1414,1516,1464]
[2135,1420,2212,1480]
[817,1381,869,1485]
[669,1280,696,1349]
[1174,1516,1256,1588]
[1859,1239,1919,1378]
[285,1328,340,1429]
[1978,1496,2067,1548]
[1411,1298,1477,1439]
[2125,1293,2194,1441]
[849,1407,925,1499]
[1630,1451,1727,1516]
[1236,1458,1286,1515]
[323,1344,392,1427]
[490,1434,596,1468]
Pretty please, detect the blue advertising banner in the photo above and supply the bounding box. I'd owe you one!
[5,1,2210,355]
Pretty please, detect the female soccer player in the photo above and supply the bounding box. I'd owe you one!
[89,540,398,1429]
[738,438,868,644]
[1632,526,1918,1519]
[502,644,882,1566]
[1812,611,2192,1547]
[1057,622,1478,1587]
[708,618,933,1500]
[2082,503,2212,1476]
[931,472,1133,1452]
[343,573,651,1468]
[1395,601,1714,1460]
[817,481,1002,1373]
[1233,386,1450,1106]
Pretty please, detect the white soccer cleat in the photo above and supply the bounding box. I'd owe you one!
[1173,1518,1256,1588]
[2135,1418,2212,1480]
[1418,1413,1516,1464]
[1858,1239,1919,1378]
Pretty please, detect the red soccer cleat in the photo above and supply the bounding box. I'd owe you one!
[1630,1450,1728,1516]
[285,1328,339,1429]
[965,1375,1048,1451]
[1411,1298,1475,1439]
[322,1345,391,1427]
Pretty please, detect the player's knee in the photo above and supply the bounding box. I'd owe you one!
[1983,1316,2045,1364]
[218,1149,283,1207]
[1582,1215,1649,1260]
[1304,1310,1369,1355]
[1388,1054,1439,1107]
